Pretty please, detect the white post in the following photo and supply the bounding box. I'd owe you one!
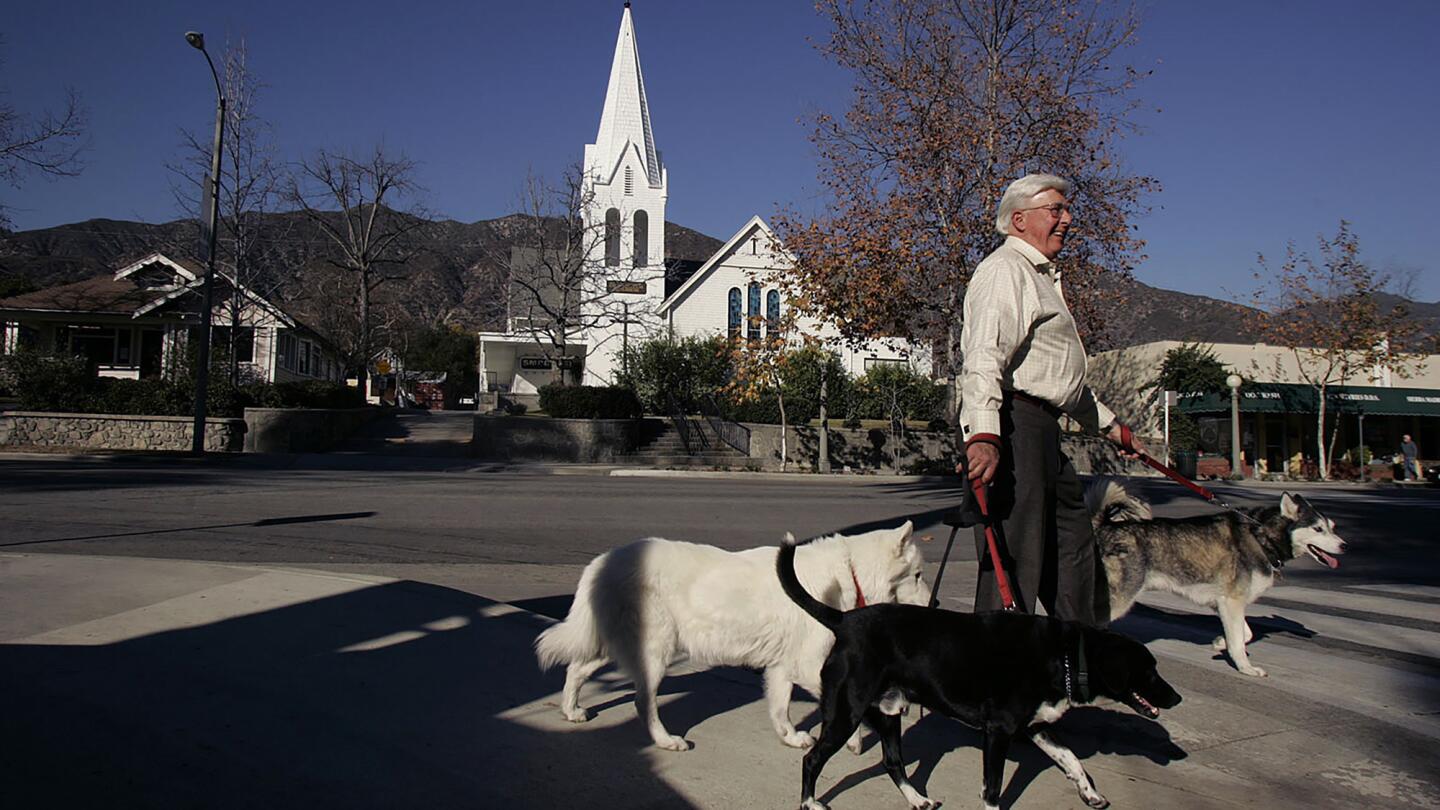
[1163,389,1177,467]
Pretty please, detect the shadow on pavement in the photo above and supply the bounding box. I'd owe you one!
[0,580,704,809]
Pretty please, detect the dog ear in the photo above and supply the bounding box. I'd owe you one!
[783,532,799,546]
[894,520,915,551]
[1280,492,1299,519]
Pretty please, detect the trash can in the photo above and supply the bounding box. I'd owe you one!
[1175,450,1198,480]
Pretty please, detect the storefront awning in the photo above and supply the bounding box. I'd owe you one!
[1177,383,1440,417]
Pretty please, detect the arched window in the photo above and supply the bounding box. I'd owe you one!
[727,288,742,339]
[633,210,648,267]
[766,290,781,338]
[604,208,620,267]
[747,282,762,342]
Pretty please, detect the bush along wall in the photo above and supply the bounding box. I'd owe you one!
[0,350,363,417]
[537,384,642,419]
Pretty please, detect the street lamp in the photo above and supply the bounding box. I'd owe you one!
[185,31,226,454]
[1227,373,1243,478]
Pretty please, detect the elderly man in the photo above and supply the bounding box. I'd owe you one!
[958,173,1143,625]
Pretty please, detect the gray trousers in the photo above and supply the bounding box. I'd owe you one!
[973,395,1102,626]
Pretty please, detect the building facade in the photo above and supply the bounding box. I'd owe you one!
[1089,340,1440,474]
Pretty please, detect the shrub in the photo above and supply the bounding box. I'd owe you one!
[2,351,96,412]
[538,384,641,419]
[615,335,730,414]
[852,364,946,423]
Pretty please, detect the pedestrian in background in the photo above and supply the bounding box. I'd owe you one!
[1400,434,1419,481]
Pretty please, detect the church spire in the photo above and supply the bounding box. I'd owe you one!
[594,3,661,187]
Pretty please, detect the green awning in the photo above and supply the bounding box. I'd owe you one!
[1177,383,1440,417]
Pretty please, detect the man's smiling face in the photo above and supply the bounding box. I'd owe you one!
[1014,188,1073,260]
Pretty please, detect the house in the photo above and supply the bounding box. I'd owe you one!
[0,252,343,384]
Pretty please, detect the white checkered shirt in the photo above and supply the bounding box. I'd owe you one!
[959,236,1116,440]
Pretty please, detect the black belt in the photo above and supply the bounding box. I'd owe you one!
[1007,390,1063,420]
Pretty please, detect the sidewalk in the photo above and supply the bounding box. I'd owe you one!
[2,552,1436,809]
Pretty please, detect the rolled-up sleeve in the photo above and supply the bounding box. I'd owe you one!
[960,261,1030,440]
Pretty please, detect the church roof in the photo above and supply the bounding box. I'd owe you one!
[658,216,794,314]
[592,5,662,188]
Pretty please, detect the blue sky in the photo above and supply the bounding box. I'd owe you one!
[3,1,1437,302]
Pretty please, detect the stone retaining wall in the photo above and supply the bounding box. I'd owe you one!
[242,407,381,453]
[746,423,1150,476]
[473,415,640,462]
[0,411,245,452]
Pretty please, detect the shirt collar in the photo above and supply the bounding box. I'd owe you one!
[1004,235,1056,274]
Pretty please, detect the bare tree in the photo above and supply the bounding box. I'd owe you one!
[775,0,1154,381]
[489,166,661,382]
[286,146,428,394]
[1253,222,1432,479]
[0,41,88,227]
[167,40,289,384]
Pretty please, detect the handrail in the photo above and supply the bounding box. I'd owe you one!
[666,392,697,455]
[701,394,751,455]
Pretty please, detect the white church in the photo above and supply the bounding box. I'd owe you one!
[477,3,925,406]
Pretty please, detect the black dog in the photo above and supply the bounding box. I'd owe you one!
[777,537,1181,810]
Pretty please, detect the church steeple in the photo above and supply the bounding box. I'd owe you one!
[593,3,662,188]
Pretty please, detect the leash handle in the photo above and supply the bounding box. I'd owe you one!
[971,478,1018,612]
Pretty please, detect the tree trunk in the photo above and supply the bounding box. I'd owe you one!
[1315,390,1329,480]
[818,364,830,473]
[358,266,371,399]
[776,381,788,473]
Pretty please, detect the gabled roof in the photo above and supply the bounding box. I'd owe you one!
[0,274,156,315]
[592,5,662,189]
[657,215,793,314]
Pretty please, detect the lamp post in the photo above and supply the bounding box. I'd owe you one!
[185,31,225,454]
[1227,373,1243,478]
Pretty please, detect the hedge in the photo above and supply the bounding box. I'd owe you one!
[537,384,642,419]
[0,351,363,417]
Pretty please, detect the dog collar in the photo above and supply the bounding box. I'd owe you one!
[1064,634,1092,704]
[850,565,867,609]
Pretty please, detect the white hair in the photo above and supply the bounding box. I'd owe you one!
[995,173,1073,236]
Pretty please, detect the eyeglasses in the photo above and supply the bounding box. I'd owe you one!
[1022,203,1071,217]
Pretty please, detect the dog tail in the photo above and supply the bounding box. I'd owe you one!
[1085,478,1152,530]
[777,534,843,631]
[534,556,605,671]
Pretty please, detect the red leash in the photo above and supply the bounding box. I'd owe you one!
[1117,425,1260,525]
[971,478,1019,611]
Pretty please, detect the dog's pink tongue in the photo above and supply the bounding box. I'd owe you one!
[1313,547,1340,569]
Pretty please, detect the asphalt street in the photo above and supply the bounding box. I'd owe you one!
[3,450,1439,809]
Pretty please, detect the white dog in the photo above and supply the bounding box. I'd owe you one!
[535,522,929,751]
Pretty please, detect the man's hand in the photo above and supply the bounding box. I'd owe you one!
[1106,422,1148,460]
[959,441,1001,485]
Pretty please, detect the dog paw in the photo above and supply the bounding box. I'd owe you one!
[1083,794,1110,809]
[1238,665,1268,678]
[782,730,816,749]
[912,799,941,810]
[654,734,690,751]
[800,798,830,810]
[845,732,864,755]
[1211,635,1228,651]
[561,707,590,723]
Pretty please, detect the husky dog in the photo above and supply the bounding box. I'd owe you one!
[535,523,929,750]
[1088,480,1347,676]
[777,536,1181,810]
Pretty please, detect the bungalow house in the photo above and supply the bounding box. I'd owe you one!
[0,252,343,384]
